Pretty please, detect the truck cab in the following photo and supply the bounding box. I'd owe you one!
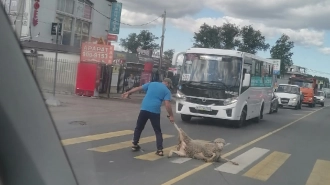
[288,76,317,107]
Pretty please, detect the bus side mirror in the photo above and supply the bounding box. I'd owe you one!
[242,73,251,87]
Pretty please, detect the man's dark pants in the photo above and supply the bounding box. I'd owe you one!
[133,110,163,150]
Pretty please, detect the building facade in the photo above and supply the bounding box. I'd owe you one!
[2,0,116,47]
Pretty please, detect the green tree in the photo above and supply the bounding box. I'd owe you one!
[238,25,270,54]
[193,23,222,48]
[192,23,269,53]
[163,49,175,60]
[220,23,240,49]
[119,30,160,53]
[270,34,295,75]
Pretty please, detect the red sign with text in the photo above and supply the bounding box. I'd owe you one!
[80,42,114,64]
[107,34,118,41]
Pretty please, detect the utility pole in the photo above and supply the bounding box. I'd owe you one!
[52,22,59,97]
[158,10,166,81]
[46,22,61,106]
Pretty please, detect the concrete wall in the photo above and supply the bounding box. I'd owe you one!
[89,0,111,39]
[30,0,58,43]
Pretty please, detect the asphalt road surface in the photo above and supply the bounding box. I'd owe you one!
[46,93,330,185]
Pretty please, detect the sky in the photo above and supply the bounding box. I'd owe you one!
[111,0,330,79]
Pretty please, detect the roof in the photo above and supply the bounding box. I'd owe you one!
[278,84,300,88]
[186,48,244,57]
[185,48,274,64]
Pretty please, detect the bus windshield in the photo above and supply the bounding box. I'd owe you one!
[181,53,242,87]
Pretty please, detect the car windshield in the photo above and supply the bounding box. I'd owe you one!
[316,91,324,96]
[277,85,300,94]
[181,53,242,87]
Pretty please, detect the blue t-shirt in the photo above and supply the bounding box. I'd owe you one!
[140,82,172,114]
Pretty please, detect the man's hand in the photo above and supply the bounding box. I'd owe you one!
[167,115,175,123]
[122,92,129,99]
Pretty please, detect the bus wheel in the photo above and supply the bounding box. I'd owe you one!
[234,107,247,128]
[253,104,263,123]
[181,114,192,122]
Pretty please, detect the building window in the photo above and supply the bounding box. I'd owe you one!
[55,14,74,45]
[76,0,92,20]
[57,0,75,14]
[56,0,92,47]
[74,19,90,47]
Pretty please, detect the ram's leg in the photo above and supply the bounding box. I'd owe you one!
[204,153,217,162]
[221,156,239,165]
[193,152,209,161]
[170,150,187,157]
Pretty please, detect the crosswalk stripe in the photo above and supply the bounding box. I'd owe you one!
[305,159,330,185]
[214,147,269,174]
[134,140,209,161]
[87,134,174,152]
[61,130,134,146]
[243,151,291,181]
[171,158,192,164]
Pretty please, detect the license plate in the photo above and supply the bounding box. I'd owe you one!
[195,106,212,111]
[281,100,288,103]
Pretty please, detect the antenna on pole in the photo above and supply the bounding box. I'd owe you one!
[159,10,166,81]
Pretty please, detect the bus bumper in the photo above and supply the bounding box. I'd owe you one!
[175,99,240,120]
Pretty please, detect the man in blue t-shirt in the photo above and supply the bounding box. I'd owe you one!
[122,78,174,156]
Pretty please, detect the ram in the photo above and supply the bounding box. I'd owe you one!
[168,124,238,165]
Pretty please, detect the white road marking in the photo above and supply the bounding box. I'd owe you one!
[170,143,232,164]
[214,147,269,174]
[171,158,192,164]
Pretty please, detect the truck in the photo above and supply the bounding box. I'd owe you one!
[172,48,275,128]
[288,75,318,107]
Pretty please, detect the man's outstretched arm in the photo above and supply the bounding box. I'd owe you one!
[122,86,143,98]
[164,100,174,123]
[127,86,143,94]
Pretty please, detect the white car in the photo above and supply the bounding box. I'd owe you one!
[314,91,325,107]
[275,84,302,110]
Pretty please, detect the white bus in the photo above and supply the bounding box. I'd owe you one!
[172,48,275,128]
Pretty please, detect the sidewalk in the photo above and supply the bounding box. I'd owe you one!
[42,91,177,106]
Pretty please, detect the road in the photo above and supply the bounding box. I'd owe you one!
[46,93,330,185]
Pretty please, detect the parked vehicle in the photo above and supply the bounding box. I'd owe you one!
[275,84,302,110]
[322,88,330,98]
[314,91,325,107]
[269,92,279,114]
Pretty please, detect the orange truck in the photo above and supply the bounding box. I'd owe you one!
[288,75,318,107]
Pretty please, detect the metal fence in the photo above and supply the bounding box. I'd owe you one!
[26,55,79,94]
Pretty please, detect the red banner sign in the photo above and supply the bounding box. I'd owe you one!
[80,42,114,64]
[107,34,118,41]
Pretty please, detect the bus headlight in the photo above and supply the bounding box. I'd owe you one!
[224,97,238,106]
[176,90,186,100]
